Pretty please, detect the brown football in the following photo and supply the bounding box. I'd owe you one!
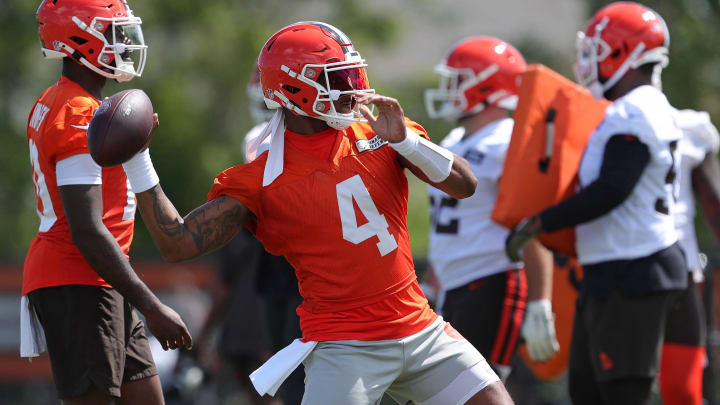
[88,89,154,167]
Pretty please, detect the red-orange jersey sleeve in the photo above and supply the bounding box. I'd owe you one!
[404,117,431,141]
[207,155,266,222]
[46,97,96,164]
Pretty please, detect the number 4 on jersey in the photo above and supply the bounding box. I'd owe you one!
[336,175,398,256]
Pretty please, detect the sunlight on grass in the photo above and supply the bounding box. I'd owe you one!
[406,175,431,258]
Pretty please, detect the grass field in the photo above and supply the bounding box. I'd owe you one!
[406,174,432,259]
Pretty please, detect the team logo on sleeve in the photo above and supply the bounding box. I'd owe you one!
[355,136,388,153]
[463,149,485,164]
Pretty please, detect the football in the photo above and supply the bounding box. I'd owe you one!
[88,89,155,167]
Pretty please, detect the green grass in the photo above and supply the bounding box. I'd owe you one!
[406,174,431,258]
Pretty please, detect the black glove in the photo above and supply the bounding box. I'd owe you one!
[505,216,543,262]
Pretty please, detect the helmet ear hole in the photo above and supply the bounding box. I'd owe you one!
[611,49,621,59]
[282,85,301,94]
[70,36,87,45]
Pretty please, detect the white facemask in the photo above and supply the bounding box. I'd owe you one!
[323,113,354,130]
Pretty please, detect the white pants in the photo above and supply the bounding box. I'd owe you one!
[302,318,499,405]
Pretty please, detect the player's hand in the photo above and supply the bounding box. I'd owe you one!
[357,94,406,143]
[144,302,193,351]
[521,299,559,362]
[505,216,543,262]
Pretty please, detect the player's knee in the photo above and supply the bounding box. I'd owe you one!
[465,381,514,405]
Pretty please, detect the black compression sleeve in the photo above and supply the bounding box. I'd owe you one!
[539,135,650,232]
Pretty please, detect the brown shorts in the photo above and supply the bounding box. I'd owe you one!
[28,285,157,399]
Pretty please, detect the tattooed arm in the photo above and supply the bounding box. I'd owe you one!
[135,185,251,262]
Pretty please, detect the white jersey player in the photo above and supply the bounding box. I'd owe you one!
[507,3,689,404]
[424,37,557,379]
[656,109,720,405]
[428,119,518,290]
[674,109,720,278]
[575,85,682,264]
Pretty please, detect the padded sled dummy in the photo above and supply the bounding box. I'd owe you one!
[492,65,610,256]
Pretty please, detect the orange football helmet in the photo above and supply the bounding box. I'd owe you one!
[574,1,669,98]
[425,36,526,120]
[37,0,147,82]
[257,21,374,130]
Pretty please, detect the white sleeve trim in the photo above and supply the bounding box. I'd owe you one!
[56,153,102,186]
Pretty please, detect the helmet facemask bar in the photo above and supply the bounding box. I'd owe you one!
[96,17,147,82]
[66,14,146,82]
[573,17,610,97]
[299,59,375,128]
[574,14,670,99]
[425,64,469,120]
[424,63,500,120]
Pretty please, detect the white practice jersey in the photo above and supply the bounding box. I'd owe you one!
[674,109,720,280]
[576,85,682,265]
[428,118,519,291]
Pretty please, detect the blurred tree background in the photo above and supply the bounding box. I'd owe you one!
[0,0,718,263]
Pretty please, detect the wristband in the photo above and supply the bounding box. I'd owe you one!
[391,128,454,182]
[122,149,159,193]
[390,127,420,155]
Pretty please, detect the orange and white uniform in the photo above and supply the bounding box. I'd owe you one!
[22,76,135,296]
[208,120,437,342]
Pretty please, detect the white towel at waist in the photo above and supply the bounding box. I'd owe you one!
[20,295,47,359]
[250,338,317,396]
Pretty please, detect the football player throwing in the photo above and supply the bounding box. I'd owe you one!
[125,22,514,405]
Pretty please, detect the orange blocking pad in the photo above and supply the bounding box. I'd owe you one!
[492,65,609,257]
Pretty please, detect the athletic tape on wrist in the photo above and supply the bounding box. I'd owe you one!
[390,128,454,182]
[122,149,159,193]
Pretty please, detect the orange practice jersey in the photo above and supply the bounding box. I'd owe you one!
[22,76,135,295]
[208,119,437,341]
